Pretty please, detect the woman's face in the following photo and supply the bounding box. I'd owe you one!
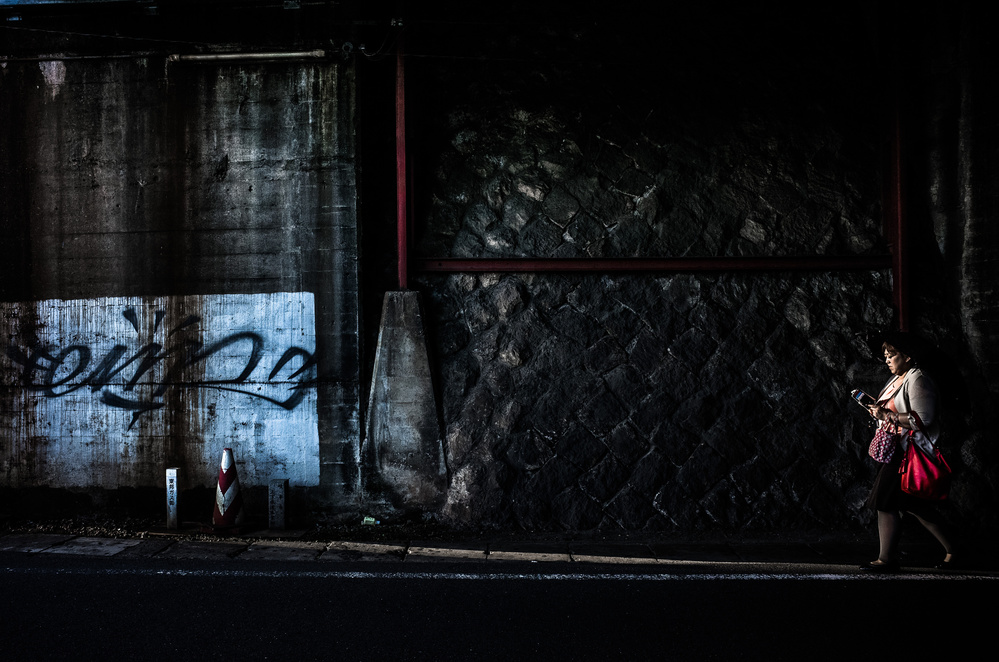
[884,345,912,376]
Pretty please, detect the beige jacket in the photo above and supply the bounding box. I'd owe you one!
[877,367,940,455]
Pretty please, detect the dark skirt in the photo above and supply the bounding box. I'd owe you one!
[866,452,904,511]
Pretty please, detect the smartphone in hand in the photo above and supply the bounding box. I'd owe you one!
[851,389,875,408]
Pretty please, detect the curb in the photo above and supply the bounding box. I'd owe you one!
[3,531,998,577]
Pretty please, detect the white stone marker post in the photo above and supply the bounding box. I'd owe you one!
[166,467,180,530]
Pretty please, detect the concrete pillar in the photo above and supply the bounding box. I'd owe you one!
[269,478,288,530]
[364,291,446,510]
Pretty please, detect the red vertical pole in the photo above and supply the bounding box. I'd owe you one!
[884,1,908,332]
[395,36,408,290]
[891,104,908,331]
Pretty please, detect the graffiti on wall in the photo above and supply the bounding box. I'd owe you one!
[5,307,316,430]
[0,293,321,488]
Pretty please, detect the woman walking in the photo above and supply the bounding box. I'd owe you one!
[861,332,958,572]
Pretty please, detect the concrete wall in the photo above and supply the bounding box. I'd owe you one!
[0,54,361,502]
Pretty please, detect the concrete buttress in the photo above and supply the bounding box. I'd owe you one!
[364,291,446,510]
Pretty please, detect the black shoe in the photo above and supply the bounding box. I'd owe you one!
[934,556,959,571]
[859,559,900,573]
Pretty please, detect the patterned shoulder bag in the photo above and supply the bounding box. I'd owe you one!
[868,417,900,463]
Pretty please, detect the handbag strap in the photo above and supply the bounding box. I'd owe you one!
[903,410,945,463]
[877,375,906,405]
[909,411,940,454]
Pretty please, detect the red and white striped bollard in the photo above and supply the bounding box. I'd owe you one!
[212,447,244,529]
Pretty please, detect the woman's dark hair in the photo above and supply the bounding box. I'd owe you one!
[880,332,926,364]
[878,331,969,407]
[882,342,912,361]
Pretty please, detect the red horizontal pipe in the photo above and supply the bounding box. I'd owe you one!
[415,255,892,274]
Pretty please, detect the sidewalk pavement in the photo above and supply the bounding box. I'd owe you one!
[2,527,997,576]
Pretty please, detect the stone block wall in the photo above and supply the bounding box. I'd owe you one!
[400,5,994,533]
[419,271,893,531]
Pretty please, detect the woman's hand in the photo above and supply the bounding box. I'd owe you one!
[868,405,903,427]
[868,405,888,422]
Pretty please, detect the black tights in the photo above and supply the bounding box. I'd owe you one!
[877,508,956,562]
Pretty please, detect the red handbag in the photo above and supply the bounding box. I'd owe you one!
[898,413,952,500]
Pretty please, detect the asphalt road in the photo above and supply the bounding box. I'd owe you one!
[2,552,994,661]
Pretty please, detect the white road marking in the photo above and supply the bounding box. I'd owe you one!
[3,565,995,581]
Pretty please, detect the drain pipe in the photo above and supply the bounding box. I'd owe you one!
[364,34,448,510]
[395,36,409,290]
[889,105,909,331]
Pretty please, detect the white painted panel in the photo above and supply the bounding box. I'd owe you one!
[0,293,319,488]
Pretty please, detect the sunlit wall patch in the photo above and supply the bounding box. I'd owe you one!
[0,292,320,489]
